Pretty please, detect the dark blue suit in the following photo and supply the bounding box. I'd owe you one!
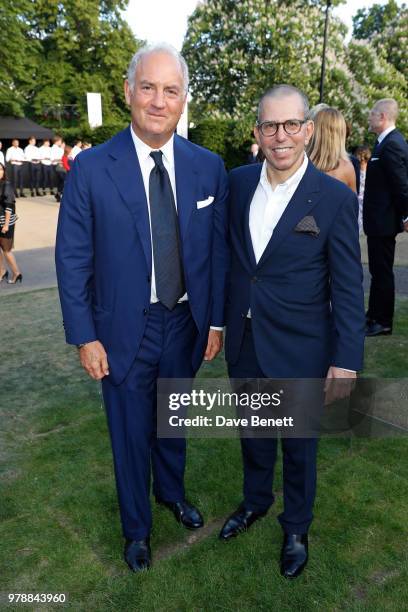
[225,160,365,532]
[56,127,229,539]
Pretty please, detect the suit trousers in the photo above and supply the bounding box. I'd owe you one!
[29,163,41,192]
[367,235,396,327]
[102,301,198,540]
[228,320,318,534]
[10,164,23,193]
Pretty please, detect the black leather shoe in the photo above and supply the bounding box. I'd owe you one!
[124,538,151,572]
[156,499,204,529]
[366,322,392,336]
[280,533,308,578]
[219,503,267,541]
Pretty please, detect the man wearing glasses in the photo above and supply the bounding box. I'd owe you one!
[221,85,365,578]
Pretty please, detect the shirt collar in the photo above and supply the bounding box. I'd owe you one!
[378,125,395,144]
[130,124,174,168]
[260,152,308,192]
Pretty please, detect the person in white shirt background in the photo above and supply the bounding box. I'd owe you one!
[69,140,82,161]
[6,139,26,198]
[24,136,42,197]
[51,136,64,200]
[39,139,53,195]
[0,141,4,168]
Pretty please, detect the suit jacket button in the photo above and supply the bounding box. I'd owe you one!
[147,276,151,283]
[241,313,246,318]
[143,308,148,315]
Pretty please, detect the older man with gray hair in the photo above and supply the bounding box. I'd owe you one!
[364,98,408,337]
[56,43,229,571]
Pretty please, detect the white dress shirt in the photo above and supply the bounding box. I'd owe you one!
[249,153,309,264]
[51,143,64,164]
[130,125,187,305]
[377,125,395,144]
[39,145,52,165]
[0,151,4,166]
[6,146,25,164]
[24,144,41,163]
[70,145,82,160]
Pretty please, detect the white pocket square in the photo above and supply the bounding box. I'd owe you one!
[197,196,214,209]
[371,157,379,161]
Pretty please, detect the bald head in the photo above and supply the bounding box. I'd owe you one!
[373,98,398,122]
[257,85,309,122]
[369,98,399,134]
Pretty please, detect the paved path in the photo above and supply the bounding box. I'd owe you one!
[1,195,408,297]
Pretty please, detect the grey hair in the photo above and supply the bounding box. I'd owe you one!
[127,42,189,93]
[257,85,310,121]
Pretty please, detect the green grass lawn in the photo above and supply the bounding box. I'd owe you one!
[1,289,407,611]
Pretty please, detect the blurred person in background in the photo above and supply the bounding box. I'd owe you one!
[307,107,357,193]
[355,145,371,234]
[69,140,83,161]
[0,141,4,167]
[6,139,26,198]
[39,139,52,195]
[51,136,64,199]
[0,163,22,283]
[24,136,42,197]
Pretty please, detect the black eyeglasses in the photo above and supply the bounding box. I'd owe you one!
[256,119,307,137]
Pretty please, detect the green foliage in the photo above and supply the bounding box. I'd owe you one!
[0,0,40,116]
[352,1,408,81]
[183,0,408,155]
[352,0,402,39]
[189,119,252,169]
[0,1,142,129]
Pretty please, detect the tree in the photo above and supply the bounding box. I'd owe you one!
[27,0,142,129]
[182,0,407,149]
[352,1,408,80]
[0,1,142,131]
[0,1,40,116]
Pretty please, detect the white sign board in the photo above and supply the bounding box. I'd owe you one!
[87,93,103,128]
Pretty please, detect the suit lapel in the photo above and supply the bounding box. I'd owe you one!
[257,162,321,269]
[106,128,152,272]
[242,166,262,269]
[173,135,198,240]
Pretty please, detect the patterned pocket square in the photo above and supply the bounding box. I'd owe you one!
[294,215,320,237]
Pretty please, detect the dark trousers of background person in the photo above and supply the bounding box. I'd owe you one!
[41,165,53,193]
[367,235,396,328]
[228,320,318,534]
[55,167,67,199]
[10,164,24,196]
[29,163,42,195]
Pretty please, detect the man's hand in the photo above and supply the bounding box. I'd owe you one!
[78,340,109,380]
[1,225,9,234]
[403,220,408,233]
[204,329,223,361]
[324,366,356,406]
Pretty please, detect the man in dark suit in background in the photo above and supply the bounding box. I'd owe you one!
[56,43,229,571]
[364,98,408,336]
[219,85,365,578]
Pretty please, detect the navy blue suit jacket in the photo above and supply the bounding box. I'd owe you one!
[225,161,365,378]
[363,129,408,236]
[56,128,229,384]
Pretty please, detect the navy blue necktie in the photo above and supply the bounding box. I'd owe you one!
[149,150,185,310]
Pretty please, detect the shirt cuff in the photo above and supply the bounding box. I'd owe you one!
[210,326,224,331]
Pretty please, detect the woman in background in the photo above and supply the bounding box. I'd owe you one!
[355,144,372,234]
[307,107,357,193]
[0,163,22,284]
